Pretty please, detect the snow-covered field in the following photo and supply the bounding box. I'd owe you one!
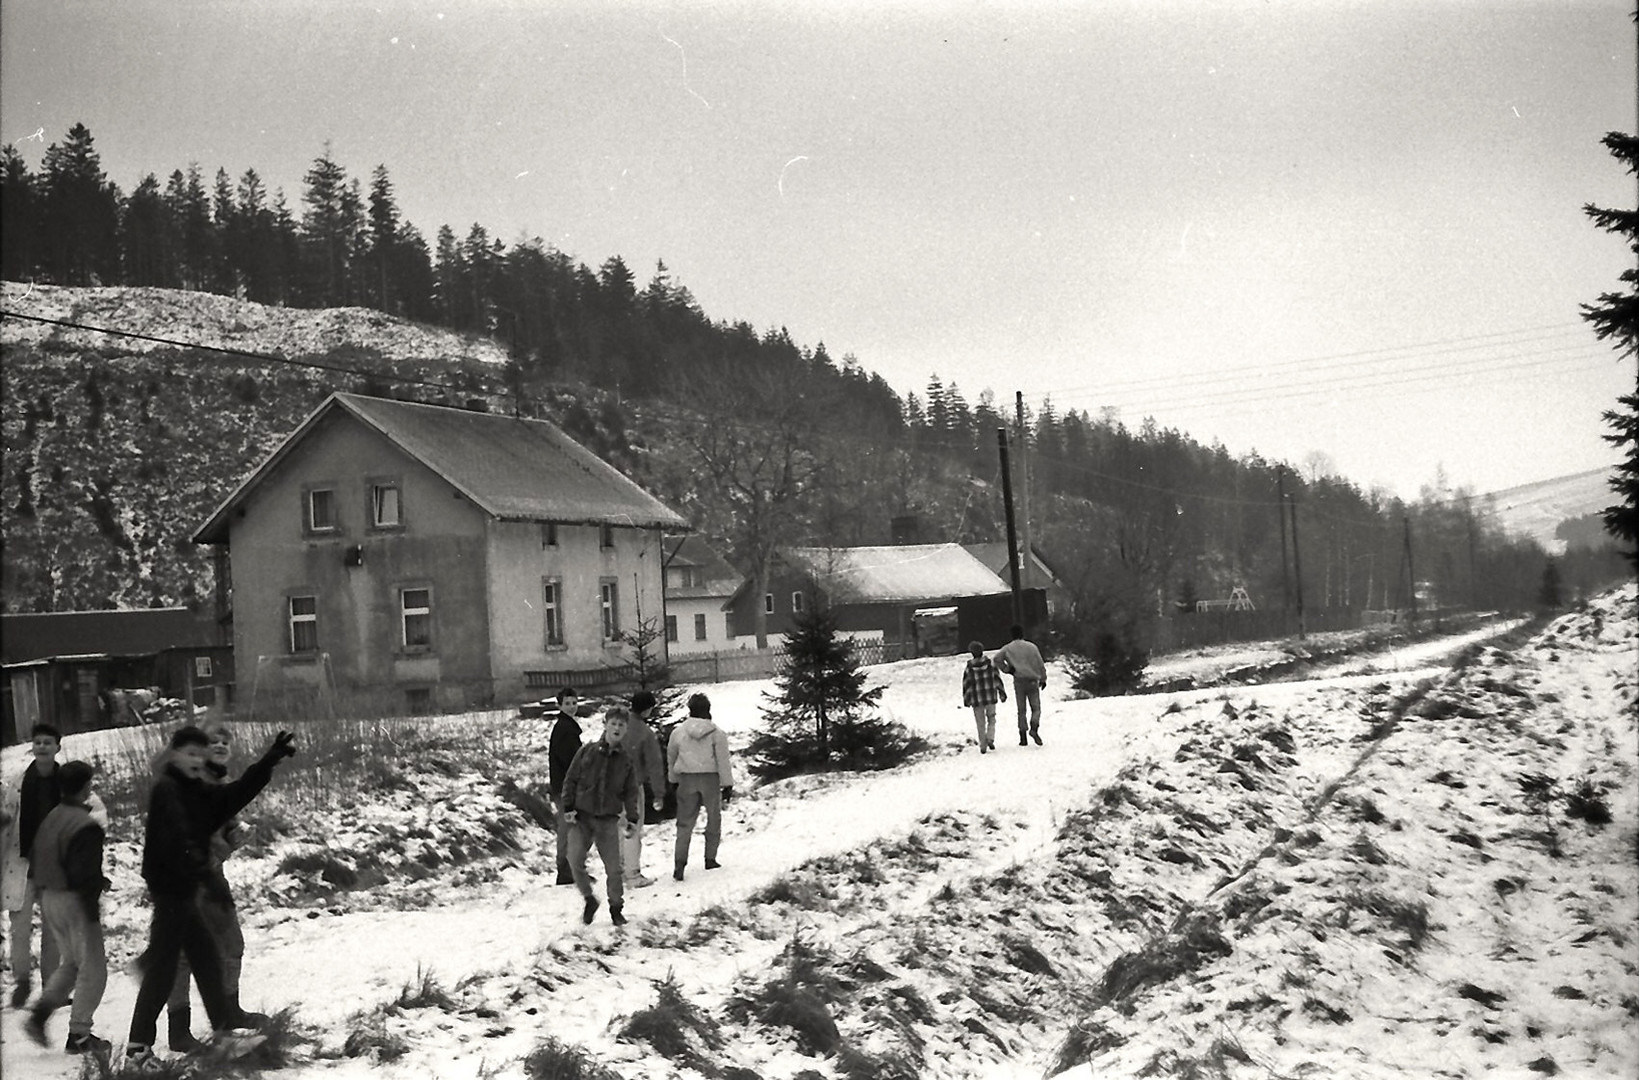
[2,599,1633,1079]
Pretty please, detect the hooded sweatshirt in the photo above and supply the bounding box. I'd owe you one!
[667,716,734,786]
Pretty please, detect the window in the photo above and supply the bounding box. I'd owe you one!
[668,566,698,589]
[541,522,558,548]
[542,579,563,647]
[763,593,775,615]
[288,595,318,653]
[401,587,432,649]
[306,488,337,533]
[725,613,736,639]
[600,580,620,641]
[600,523,615,549]
[194,656,213,679]
[665,615,679,643]
[694,613,708,641]
[371,483,402,528]
[791,591,806,614]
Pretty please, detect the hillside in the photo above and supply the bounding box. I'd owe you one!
[1484,467,1616,554]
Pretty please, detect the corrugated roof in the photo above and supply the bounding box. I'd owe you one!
[195,393,686,542]
[785,544,1008,604]
[1,609,219,666]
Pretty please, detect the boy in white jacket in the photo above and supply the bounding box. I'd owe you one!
[665,693,734,881]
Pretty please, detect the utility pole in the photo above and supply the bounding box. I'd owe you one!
[1276,469,1291,618]
[1403,515,1418,624]
[1015,392,1034,593]
[1288,491,1306,639]
[998,428,1024,627]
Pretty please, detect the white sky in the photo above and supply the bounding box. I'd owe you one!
[1,0,1634,499]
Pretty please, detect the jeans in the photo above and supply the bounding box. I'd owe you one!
[567,815,623,906]
[970,704,998,747]
[128,889,238,1047]
[1012,677,1042,735]
[674,774,722,870]
[8,876,61,985]
[38,890,106,1036]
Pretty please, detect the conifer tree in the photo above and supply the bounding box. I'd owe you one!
[745,602,926,781]
[1581,130,1639,569]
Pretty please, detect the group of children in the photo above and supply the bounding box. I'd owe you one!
[1,719,297,1070]
[548,688,736,924]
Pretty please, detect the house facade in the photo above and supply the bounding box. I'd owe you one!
[662,536,743,656]
[962,542,1072,620]
[192,393,687,715]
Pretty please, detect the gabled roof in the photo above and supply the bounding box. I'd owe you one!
[962,542,1065,586]
[194,393,687,543]
[784,544,1009,604]
[1,608,218,667]
[663,536,743,599]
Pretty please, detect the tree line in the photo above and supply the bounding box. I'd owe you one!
[1,123,1628,640]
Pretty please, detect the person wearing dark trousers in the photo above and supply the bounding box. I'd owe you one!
[995,624,1048,745]
[667,693,735,880]
[166,720,257,1051]
[25,760,111,1056]
[560,707,641,926]
[122,726,295,1071]
[546,688,583,886]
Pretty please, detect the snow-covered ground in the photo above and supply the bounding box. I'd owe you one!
[1,601,1633,1079]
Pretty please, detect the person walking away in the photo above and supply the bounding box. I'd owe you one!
[995,624,1048,746]
[560,707,641,925]
[166,720,259,1051]
[546,688,583,886]
[667,693,735,880]
[123,726,296,1071]
[24,760,111,1056]
[3,723,66,1008]
[960,641,1008,753]
[620,692,667,888]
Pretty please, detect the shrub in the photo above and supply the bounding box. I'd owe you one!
[522,1037,625,1080]
[619,974,724,1067]
[393,965,458,1012]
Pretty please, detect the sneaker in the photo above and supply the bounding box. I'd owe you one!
[25,1005,49,1046]
[610,903,627,926]
[10,977,31,1008]
[625,874,656,888]
[582,897,600,924]
[1031,731,1043,745]
[705,859,721,870]
[65,1032,111,1055]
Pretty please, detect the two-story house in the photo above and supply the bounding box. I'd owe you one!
[661,536,744,656]
[192,393,687,715]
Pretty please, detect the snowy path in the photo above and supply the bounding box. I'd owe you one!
[0,619,1526,1077]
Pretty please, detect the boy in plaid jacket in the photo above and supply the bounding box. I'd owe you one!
[960,641,1008,754]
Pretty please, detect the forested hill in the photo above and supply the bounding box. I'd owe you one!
[3,125,1621,622]
[4,282,1617,627]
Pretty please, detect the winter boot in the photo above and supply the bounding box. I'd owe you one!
[24,1004,51,1045]
[581,897,600,925]
[705,858,721,870]
[610,903,627,926]
[168,1006,202,1052]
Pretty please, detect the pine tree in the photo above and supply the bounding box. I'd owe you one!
[1,144,42,280]
[40,123,120,285]
[1581,130,1639,569]
[744,602,926,781]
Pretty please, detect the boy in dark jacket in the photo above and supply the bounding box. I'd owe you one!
[546,688,582,886]
[561,707,640,926]
[25,761,111,1056]
[122,725,295,1070]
